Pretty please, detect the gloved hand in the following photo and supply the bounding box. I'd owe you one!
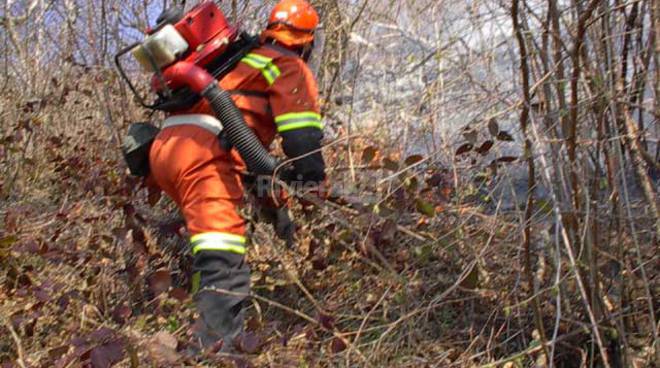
[276,164,300,187]
[277,164,329,200]
[257,205,296,248]
[274,207,296,248]
[244,172,299,248]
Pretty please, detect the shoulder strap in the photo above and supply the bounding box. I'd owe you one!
[207,32,261,79]
[229,89,268,99]
[262,42,300,57]
[154,33,261,112]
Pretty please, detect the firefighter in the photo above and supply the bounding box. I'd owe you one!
[146,0,325,350]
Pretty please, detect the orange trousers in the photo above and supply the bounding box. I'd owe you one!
[148,119,253,347]
[149,124,246,237]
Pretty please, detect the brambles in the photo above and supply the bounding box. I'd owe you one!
[1,0,657,367]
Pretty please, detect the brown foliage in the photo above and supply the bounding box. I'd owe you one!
[0,0,657,367]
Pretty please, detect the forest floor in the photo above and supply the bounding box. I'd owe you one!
[0,79,657,367]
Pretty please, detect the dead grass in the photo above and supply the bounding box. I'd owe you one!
[0,71,657,368]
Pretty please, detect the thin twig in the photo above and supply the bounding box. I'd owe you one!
[204,288,367,362]
[347,285,391,367]
[369,260,477,356]
[3,318,27,368]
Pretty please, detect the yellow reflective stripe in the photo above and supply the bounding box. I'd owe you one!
[275,111,323,132]
[262,64,281,85]
[245,53,272,64]
[274,112,322,123]
[190,232,247,255]
[277,121,323,132]
[240,57,265,70]
[192,243,246,255]
[240,53,281,86]
[191,232,246,243]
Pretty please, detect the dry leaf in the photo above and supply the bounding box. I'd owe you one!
[361,146,378,164]
[476,140,494,155]
[404,154,424,166]
[455,143,473,155]
[318,312,335,329]
[90,339,125,368]
[330,337,347,353]
[148,270,172,295]
[496,156,518,163]
[487,118,499,136]
[235,332,261,354]
[111,304,132,324]
[147,187,161,207]
[168,288,189,302]
[496,131,514,141]
[147,331,179,366]
[462,127,478,144]
[382,157,399,171]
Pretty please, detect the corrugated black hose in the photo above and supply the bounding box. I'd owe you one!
[201,84,279,175]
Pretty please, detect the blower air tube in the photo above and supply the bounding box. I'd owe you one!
[202,84,278,175]
[161,61,278,175]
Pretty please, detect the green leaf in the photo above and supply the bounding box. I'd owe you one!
[599,178,608,191]
[376,204,395,217]
[337,230,353,242]
[605,327,619,340]
[460,266,479,289]
[166,316,179,333]
[536,199,554,215]
[415,198,435,217]
[404,177,419,192]
[473,171,489,184]
[134,315,149,330]
[393,290,408,305]
[0,235,17,248]
[413,244,433,264]
[551,285,559,297]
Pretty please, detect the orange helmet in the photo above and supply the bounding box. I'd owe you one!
[263,0,319,47]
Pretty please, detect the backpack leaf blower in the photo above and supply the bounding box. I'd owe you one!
[115,1,278,176]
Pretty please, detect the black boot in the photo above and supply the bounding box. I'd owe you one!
[192,250,250,350]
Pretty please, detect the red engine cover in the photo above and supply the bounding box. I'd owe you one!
[154,1,238,92]
[174,1,238,68]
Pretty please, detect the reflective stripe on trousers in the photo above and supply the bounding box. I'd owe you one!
[190,231,248,297]
[190,232,247,255]
[191,234,250,348]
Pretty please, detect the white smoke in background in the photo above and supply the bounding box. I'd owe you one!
[307,26,326,77]
[331,1,517,143]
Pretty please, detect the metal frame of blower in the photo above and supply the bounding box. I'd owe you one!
[114,32,258,111]
[113,1,258,112]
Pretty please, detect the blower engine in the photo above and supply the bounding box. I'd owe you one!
[116,1,278,176]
